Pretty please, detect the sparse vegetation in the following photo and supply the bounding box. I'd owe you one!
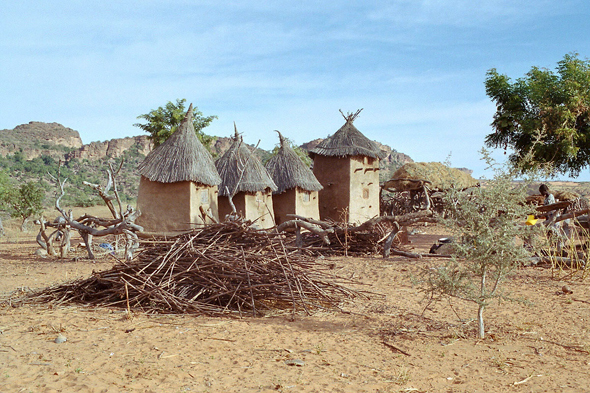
[0,148,144,209]
[419,151,543,338]
[262,135,313,167]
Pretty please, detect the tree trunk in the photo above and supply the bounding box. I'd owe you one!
[124,230,139,261]
[478,304,485,339]
[478,269,487,339]
[60,229,71,259]
[46,231,57,257]
[81,232,95,259]
[382,223,400,258]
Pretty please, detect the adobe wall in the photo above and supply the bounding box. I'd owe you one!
[313,155,351,222]
[243,191,275,229]
[218,190,275,229]
[272,189,295,226]
[136,178,190,232]
[348,155,380,223]
[189,185,219,224]
[218,194,243,221]
[136,177,219,232]
[294,188,320,222]
[272,188,320,225]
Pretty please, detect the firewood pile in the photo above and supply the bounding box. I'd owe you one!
[277,210,435,257]
[10,220,371,317]
[289,229,383,256]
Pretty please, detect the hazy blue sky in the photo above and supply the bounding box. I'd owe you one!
[1,1,589,179]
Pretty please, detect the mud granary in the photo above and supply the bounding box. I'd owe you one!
[136,104,221,232]
[216,125,277,229]
[264,131,323,225]
[310,110,385,224]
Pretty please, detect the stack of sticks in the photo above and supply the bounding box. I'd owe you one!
[12,221,370,317]
[285,229,384,256]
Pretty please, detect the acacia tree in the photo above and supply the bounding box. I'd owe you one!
[485,53,590,177]
[134,99,216,149]
[420,152,540,339]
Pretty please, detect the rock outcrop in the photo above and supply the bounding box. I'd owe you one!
[65,136,152,161]
[13,122,83,148]
[0,122,83,159]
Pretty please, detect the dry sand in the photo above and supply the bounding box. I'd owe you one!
[1,226,590,393]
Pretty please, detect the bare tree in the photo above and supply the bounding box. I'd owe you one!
[37,161,143,261]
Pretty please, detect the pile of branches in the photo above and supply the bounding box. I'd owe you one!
[277,210,436,257]
[10,221,369,317]
[380,190,420,216]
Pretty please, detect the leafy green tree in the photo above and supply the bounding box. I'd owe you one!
[420,152,540,338]
[485,53,590,177]
[134,99,217,149]
[7,181,45,231]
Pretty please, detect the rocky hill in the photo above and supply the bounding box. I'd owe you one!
[0,121,485,208]
[0,122,153,162]
[0,122,83,159]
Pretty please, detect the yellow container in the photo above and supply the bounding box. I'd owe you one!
[525,215,538,226]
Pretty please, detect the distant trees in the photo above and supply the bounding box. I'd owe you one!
[485,52,590,177]
[134,99,217,149]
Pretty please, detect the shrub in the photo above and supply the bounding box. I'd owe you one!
[419,151,542,338]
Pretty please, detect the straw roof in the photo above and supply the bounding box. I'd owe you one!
[138,104,221,186]
[264,131,323,194]
[216,126,277,197]
[554,190,580,201]
[383,162,479,191]
[309,110,386,159]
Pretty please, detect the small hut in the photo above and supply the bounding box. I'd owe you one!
[264,131,323,225]
[381,162,480,215]
[383,162,479,192]
[136,104,221,233]
[216,126,277,228]
[309,110,385,223]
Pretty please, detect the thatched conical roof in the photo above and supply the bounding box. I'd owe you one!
[265,131,323,194]
[138,104,221,186]
[216,125,277,197]
[383,162,479,192]
[309,110,386,159]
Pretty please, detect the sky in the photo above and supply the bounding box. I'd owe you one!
[1,1,590,180]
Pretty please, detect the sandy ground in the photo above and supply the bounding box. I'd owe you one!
[1,224,590,393]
